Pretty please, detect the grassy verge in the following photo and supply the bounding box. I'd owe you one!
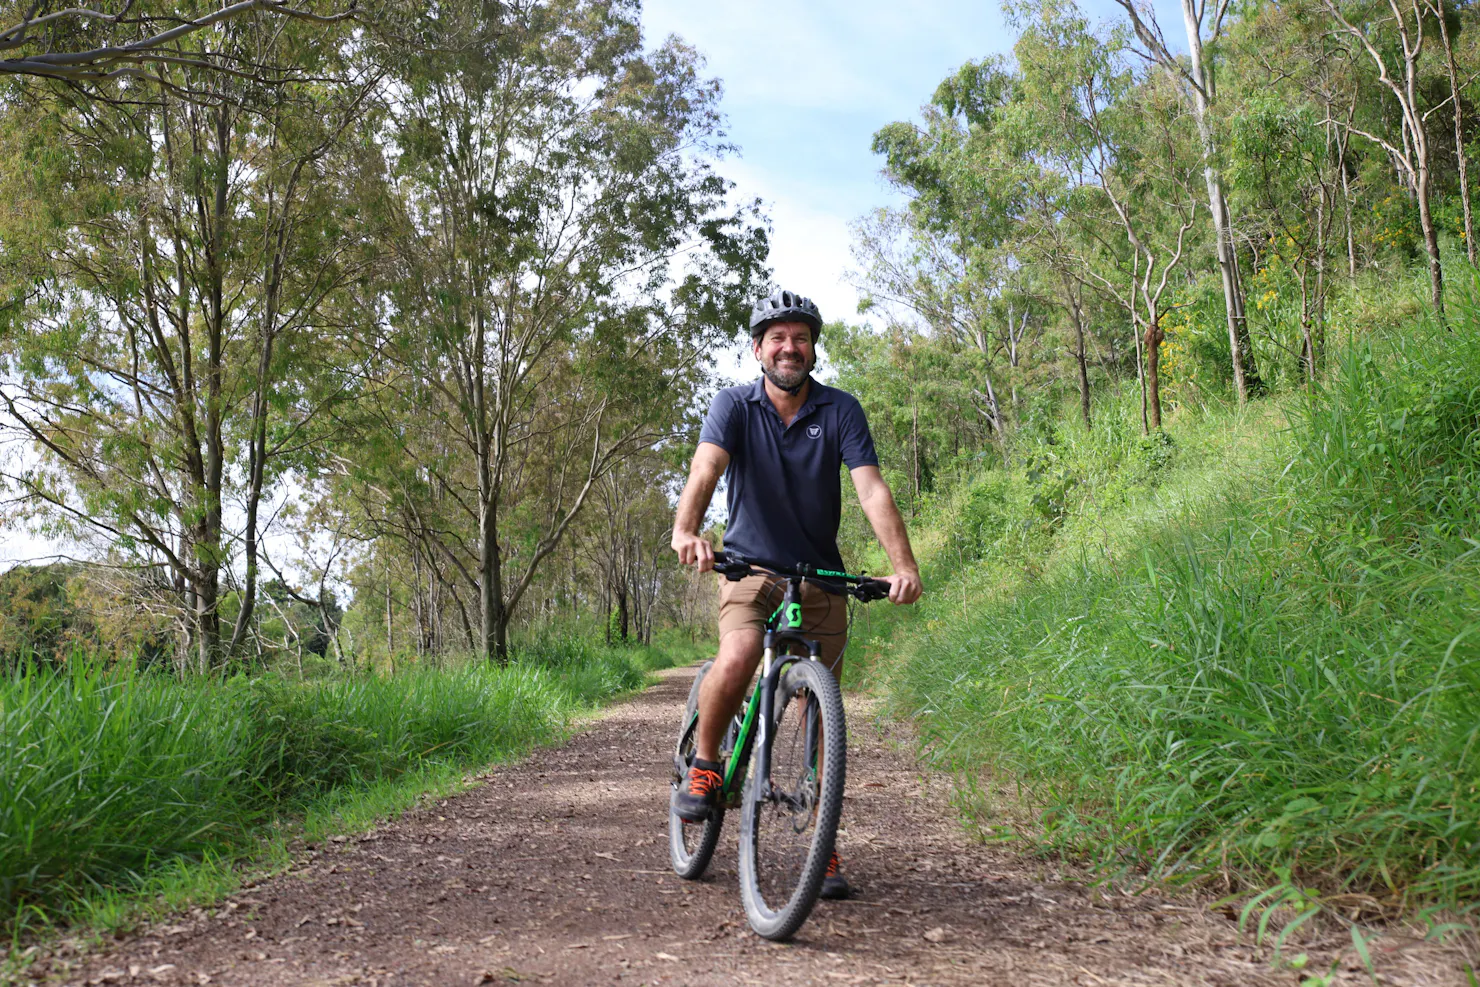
[847,308,1480,916]
[1,635,694,944]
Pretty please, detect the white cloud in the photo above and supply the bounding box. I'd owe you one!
[719,157,862,324]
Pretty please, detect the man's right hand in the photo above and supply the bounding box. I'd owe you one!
[672,531,715,571]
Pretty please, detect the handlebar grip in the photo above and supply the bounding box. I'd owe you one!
[855,579,891,602]
[709,550,754,581]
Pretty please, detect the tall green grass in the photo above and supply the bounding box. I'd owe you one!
[855,311,1480,912]
[0,637,672,929]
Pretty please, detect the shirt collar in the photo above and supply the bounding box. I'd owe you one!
[745,376,834,406]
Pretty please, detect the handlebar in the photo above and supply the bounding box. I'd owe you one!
[711,551,892,603]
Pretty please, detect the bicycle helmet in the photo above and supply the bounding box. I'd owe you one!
[749,288,823,340]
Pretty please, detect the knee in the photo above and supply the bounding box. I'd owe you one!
[711,631,761,684]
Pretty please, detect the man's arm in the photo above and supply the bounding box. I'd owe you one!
[849,465,923,604]
[672,442,731,571]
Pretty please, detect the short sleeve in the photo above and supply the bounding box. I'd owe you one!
[698,389,742,454]
[838,396,879,469]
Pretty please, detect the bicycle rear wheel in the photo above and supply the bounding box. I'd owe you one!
[670,661,724,879]
[738,659,846,941]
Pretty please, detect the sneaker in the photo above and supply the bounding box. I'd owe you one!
[819,850,851,900]
[673,758,723,822]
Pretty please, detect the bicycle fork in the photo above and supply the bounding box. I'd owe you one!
[751,626,823,809]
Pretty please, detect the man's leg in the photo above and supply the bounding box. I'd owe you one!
[675,577,772,824]
[673,626,763,823]
[695,627,762,763]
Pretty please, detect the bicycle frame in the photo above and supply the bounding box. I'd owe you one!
[675,554,884,819]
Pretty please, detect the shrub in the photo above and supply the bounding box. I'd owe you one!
[0,639,658,923]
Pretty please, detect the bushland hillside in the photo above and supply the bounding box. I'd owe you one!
[827,0,1480,931]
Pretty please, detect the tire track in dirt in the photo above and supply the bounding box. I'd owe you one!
[36,666,1469,986]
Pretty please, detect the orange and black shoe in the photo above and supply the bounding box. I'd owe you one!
[819,850,851,900]
[674,758,724,823]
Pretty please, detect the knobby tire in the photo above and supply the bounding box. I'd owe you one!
[737,659,846,941]
[670,661,724,879]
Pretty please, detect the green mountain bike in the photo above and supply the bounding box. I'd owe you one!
[668,551,889,940]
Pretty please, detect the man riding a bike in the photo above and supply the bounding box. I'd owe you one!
[670,287,923,900]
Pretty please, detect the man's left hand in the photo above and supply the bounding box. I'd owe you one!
[882,570,922,605]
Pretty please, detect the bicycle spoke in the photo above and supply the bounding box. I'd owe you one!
[739,658,846,940]
[753,685,821,906]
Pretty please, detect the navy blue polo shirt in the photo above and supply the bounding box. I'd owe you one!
[698,376,879,572]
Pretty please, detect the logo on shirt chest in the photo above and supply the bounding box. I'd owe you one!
[806,424,822,439]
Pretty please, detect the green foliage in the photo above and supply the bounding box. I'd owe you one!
[852,304,1480,911]
[0,565,173,672]
[0,565,83,666]
[0,637,667,929]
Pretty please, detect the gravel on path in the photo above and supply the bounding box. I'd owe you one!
[35,666,1471,986]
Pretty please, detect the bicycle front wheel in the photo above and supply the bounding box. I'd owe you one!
[670,661,724,880]
[738,659,846,941]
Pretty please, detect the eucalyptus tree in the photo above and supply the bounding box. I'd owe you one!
[1425,0,1475,266]
[365,0,765,661]
[930,57,1101,427]
[1319,0,1447,318]
[1011,2,1203,432]
[864,57,1032,440]
[826,318,999,509]
[0,0,359,83]
[1016,169,1098,426]
[0,12,383,670]
[582,455,679,644]
[1228,97,1340,378]
[849,210,1011,439]
[1105,0,1263,402]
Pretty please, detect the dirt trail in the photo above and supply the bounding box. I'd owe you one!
[37,666,1469,986]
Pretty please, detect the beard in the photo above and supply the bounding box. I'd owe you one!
[762,352,813,392]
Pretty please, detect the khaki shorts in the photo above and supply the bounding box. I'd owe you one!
[717,574,849,666]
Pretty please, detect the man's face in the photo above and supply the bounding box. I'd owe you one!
[754,321,816,392]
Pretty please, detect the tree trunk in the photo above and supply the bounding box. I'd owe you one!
[196,577,220,675]
[1435,3,1476,266]
[479,492,507,662]
[385,562,394,658]
[618,585,629,642]
[1315,181,1328,371]
[1341,151,1357,276]
[196,105,232,674]
[1063,276,1092,427]
[1298,262,1315,382]
[1132,313,1149,435]
[1075,322,1092,428]
[1179,0,1261,402]
[1417,156,1446,320]
[228,319,275,661]
[910,399,920,516]
[1145,316,1165,430]
[411,546,425,656]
